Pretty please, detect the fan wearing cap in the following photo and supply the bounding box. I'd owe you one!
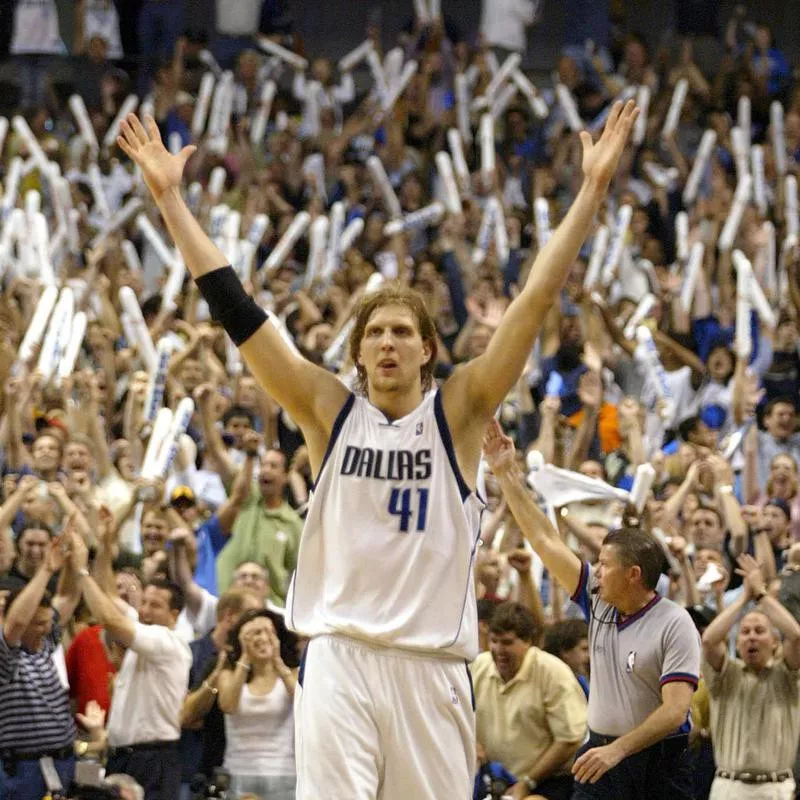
[701,554,800,800]
[167,431,261,623]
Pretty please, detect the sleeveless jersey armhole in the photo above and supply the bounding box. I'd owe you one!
[433,391,471,502]
[312,393,356,489]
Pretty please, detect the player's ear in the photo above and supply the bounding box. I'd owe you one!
[421,338,433,365]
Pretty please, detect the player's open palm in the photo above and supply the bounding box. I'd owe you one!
[483,419,516,475]
[580,100,639,193]
[117,113,196,199]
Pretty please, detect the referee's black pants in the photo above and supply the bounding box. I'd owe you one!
[571,732,693,800]
[107,741,181,800]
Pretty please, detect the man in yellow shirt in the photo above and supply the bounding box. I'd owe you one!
[471,603,587,800]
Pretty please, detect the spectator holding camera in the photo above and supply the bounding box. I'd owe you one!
[472,602,587,800]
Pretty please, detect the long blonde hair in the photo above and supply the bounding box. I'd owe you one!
[348,282,438,395]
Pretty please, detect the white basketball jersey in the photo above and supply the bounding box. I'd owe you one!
[286,390,484,660]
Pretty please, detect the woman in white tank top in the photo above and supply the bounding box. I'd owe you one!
[218,610,299,799]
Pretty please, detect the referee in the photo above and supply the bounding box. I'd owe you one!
[484,422,700,799]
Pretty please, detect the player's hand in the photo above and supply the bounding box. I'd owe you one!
[482,419,517,477]
[117,113,196,200]
[580,100,639,194]
[572,742,625,784]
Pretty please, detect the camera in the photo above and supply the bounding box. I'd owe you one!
[191,768,232,800]
[479,768,512,800]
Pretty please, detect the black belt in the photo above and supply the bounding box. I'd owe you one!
[1,745,74,762]
[109,739,178,758]
[716,769,793,784]
[589,731,689,751]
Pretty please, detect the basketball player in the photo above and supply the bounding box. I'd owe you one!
[117,99,638,800]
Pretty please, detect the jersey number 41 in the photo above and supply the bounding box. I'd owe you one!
[388,487,430,533]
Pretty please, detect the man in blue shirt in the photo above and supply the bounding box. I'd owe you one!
[170,431,260,596]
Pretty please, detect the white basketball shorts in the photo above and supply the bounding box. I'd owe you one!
[294,634,475,800]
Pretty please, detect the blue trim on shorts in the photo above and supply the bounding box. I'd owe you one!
[465,662,475,711]
[298,642,308,688]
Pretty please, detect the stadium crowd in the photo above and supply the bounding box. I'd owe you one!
[0,0,798,799]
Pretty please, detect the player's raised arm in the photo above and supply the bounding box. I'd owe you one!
[117,114,349,451]
[446,101,638,422]
[482,421,583,596]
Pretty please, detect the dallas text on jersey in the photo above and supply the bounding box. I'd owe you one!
[340,446,433,482]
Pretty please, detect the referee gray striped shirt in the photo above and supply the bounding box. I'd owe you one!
[0,620,76,753]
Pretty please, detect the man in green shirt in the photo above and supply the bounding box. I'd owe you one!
[216,449,302,604]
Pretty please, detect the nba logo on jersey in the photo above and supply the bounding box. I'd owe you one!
[626,651,636,673]
[449,685,459,705]
[416,422,424,436]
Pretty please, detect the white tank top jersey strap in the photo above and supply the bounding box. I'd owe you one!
[224,680,295,776]
[286,390,484,660]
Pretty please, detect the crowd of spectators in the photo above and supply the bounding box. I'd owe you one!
[0,0,799,799]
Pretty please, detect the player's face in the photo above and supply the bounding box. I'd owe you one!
[489,630,530,682]
[737,612,775,669]
[358,305,431,395]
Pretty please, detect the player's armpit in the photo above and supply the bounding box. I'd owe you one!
[239,323,350,441]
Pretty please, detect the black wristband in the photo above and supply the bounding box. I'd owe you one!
[195,266,267,346]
